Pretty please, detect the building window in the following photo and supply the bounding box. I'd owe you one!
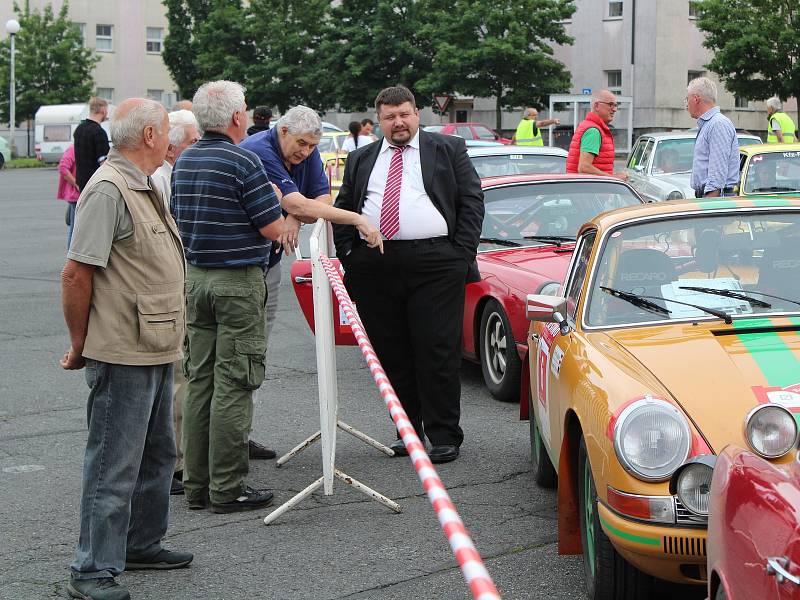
[96,88,114,102]
[735,96,750,109]
[147,89,164,103]
[687,70,705,85]
[74,22,85,45]
[606,70,622,94]
[96,24,113,52]
[608,1,623,18]
[146,27,163,53]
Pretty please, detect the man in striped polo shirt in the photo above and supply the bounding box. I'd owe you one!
[171,80,284,514]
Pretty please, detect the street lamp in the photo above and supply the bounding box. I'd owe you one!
[6,19,20,159]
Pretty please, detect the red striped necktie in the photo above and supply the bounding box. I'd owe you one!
[379,145,407,240]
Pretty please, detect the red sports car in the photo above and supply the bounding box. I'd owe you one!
[291,174,643,406]
[708,445,800,600]
[423,123,512,144]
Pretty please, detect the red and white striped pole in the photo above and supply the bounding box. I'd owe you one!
[319,254,502,600]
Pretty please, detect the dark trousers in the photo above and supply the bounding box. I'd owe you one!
[343,238,468,447]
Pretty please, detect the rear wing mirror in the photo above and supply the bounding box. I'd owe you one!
[526,294,570,335]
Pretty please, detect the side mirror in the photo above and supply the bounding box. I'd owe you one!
[526,294,570,335]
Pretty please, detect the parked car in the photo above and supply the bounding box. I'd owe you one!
[290,174,643,403]
[525,195,800,597]
[738,143,800,196]
[423,122,512,144]
[467,145,567,177]
[0,136,9,168]
[317,131,349,157]
[626,131,762,202]
[708,445,800,600]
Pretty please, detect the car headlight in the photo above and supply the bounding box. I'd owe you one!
[537,281,561,296]
[675,462,713,515]
[667,190,684,200]
[745,404,798,458]
[614,397,691,481]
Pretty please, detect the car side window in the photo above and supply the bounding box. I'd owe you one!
[627,139,646,169]
[474,126,497,141]
[456,126,473,139]
[638,140,655,172]
[565,230,597,319]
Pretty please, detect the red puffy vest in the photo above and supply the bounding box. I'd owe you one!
[566,111,615,174]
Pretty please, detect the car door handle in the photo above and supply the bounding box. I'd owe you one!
[294,276,313,284]
[766,557,800,585]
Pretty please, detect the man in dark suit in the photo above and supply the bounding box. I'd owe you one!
[333,86,484,464]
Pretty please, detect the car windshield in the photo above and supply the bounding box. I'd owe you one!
[317,137,337,154]
[743,151,800,194]
[471,153,566,177]
[585,210,800,327]
[480,181,641,250]
[651,139,694,175]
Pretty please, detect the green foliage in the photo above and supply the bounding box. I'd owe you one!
[693,0,800,104]
[6,157,43,168]
[419,0,575,130]
[195,1,250,87]
[162,0,212,99]
[0,1,98,125]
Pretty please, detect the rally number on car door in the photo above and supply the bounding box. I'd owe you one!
[535,323,560,447]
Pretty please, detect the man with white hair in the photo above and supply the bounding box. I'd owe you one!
[511,107,559,146]
[61,98,193,600]
[765,97,796,144]
[686,77,739,197]
[149,109,200,496]
[171,80,286,514]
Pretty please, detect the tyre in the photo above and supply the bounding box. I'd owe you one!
[578,437,654,600]
[479,299,521,402]
[529,387,556,488]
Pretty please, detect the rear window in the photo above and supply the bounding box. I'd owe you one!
[44,125,71,142]
[471,153,566,177]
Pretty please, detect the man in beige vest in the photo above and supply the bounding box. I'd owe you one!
[61,98,193,600]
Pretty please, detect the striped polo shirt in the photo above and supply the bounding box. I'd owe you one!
[171,132,282,268]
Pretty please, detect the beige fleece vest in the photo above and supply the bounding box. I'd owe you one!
[82,159,186,366]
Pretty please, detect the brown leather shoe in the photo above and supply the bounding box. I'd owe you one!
[248,439,276,460]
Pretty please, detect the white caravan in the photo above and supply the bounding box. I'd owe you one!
[34,103,114,163]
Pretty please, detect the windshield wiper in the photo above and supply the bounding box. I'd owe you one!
[600,286,672,317]
[681,286,800,308]
[679,286,772,308]
[750,186,797,192]
[479,236,521,247]
[523,235,576,247]
[601,286,734,324]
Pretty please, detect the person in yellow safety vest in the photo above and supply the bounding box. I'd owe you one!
[766,97,796,143]
[511,107,560,146]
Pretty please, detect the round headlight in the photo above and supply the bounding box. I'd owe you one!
[676,462,713,515]
[667,190,685,200]
[538,281,561,296]
[745,404,798,458]
[614,397,691,481]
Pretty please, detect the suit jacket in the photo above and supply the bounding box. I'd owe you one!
[332,130,485,282]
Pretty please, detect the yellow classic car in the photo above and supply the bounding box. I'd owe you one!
[525,196,800,597]
[738,143,800,196]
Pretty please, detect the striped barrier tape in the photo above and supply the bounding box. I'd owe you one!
[319,253,502,600]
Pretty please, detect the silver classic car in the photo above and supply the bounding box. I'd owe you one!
[625,131,761,202]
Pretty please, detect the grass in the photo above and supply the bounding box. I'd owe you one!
[4,158,45,169]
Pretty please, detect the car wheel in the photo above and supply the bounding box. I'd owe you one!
[479,299,521,402]
[578,437,654,600]
[528,387,556,488]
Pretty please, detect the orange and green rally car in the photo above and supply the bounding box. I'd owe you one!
[524,195,800,598]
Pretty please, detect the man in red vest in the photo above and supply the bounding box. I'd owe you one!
[566,89,628,180]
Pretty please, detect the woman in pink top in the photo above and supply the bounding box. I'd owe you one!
[58,144,80,248]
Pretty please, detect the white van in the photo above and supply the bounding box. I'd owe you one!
[34,103,114,163]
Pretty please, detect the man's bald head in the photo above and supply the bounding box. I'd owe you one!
[174,99,193,111]
[525,107,539,119]
[111,98,168,149]
[590,89,618,124]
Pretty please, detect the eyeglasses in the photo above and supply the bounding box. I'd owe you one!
[596,101,619,109]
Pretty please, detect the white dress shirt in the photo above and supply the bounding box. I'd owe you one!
[362,131,448,240]
[150,160,173,212]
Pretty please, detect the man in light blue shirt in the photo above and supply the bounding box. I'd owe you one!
[687,77,740,198]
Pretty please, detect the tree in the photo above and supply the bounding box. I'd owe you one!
[247,0,334,112]
[162,0,212,99]
[194,1,250,87]
[694,0,800,118]
[419,0,575,130]
[320,0,437,112]
[0,1,98,125]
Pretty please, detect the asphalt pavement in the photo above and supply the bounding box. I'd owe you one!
[0,167,684,600]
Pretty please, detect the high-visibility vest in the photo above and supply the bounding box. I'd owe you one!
[767,111,796,143]
[514,119,543,146]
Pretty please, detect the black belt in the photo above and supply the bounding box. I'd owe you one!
[696,187,735,197]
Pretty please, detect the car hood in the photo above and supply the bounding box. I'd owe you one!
[602,316,800,454]
[478,245,573,288]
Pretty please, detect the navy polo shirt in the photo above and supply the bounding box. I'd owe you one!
[240,127,330,268]
[171,132,282,268]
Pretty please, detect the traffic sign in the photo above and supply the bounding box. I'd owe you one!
[433,94,453,112]
[582,88,592,95]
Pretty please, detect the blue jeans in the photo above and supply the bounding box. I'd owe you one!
[70,360,176,580]
[66,202,76,250]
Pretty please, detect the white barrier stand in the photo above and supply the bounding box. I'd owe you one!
[264,219,400,525]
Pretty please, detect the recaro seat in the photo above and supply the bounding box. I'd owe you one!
[612,248,677,299]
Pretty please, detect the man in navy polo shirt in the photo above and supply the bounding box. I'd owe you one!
[240,106,382,457]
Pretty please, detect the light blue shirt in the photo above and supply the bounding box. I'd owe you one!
[691,107,740,195]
